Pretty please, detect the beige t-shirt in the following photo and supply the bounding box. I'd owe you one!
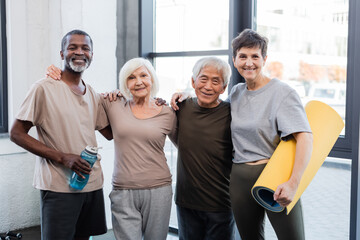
[16,78,109,193]
[102,98,177,189]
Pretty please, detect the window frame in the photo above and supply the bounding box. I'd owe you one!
[0,0,7,134]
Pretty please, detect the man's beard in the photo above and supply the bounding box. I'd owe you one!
[68,58,90,73]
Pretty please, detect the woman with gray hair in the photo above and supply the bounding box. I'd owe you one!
[45,57,177,240]
[102,57,177,240]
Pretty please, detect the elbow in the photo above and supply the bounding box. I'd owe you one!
[9,127,20,144]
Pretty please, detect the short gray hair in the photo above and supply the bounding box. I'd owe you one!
[119,58,159,99]
[192,57,231,86]
[61,29,93,52]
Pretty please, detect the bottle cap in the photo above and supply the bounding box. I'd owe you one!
[85,146,102,155]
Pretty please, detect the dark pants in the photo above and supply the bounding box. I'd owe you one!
[177,205,235,240]
[230,163,305,240]
[40,189,107,240]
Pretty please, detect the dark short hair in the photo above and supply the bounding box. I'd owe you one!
[231,29,268,59]
[61,29,93,51]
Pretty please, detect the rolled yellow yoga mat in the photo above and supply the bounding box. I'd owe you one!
[251,100,344,214]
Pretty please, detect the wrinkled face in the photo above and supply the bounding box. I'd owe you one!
[127,66,153,99]
[232,47,267,82]
[192,65,226,108]
[61,34,93,73]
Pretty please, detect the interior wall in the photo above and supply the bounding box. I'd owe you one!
[1,0,121,232]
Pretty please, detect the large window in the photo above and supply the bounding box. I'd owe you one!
[141,0,231,230]
[141,0,360,239]
[256,0,349,148]
[0,0,7,134]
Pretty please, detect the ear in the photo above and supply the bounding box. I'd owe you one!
[191,77,196,89]
[220,84,227,94]
[60,51,64,60]
[263,55,268,66]
[232,56,235,65]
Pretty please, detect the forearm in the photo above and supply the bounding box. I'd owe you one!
[11,120,91,176]
[289,132,313,185]
[10,120,64,163]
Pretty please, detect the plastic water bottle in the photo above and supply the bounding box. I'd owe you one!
[69,146,99,190]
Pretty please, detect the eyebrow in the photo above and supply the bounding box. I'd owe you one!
[199,74,208,78]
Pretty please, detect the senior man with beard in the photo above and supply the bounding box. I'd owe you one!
[10,30,112,240]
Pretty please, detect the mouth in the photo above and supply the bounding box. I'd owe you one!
[71,57,88,65]
[243,67,256,71]
[134,87,146,91]
[200,91,213,97]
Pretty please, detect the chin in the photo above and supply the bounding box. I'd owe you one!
[199,99,214,105]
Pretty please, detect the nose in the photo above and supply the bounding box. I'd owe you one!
[204,80,212,89]
[74,48,84,55]
[135,77,142,85]
[245,58,253,66]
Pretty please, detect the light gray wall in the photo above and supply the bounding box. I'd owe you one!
[1,0,119,232]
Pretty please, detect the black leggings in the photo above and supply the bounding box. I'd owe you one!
[230,163,305,240]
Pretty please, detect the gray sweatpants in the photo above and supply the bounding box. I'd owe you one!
[110,184,172,240]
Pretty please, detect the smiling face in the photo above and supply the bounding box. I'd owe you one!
[126,66,153,99]
[192,65,227,108]
[61,34,93,73]
[233,46,267,83]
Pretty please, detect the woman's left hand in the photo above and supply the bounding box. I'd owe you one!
[101,89,124,102]
[273,179,299,207]
[274,132,313,207]
[46,64,62,80]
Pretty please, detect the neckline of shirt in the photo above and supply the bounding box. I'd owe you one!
[59,79,88,97]
[244,78,278,96]
[191,97,225,111]
[127,102,165,120]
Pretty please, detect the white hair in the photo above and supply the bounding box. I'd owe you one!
[119,58,159,99]
[192,57,231,86]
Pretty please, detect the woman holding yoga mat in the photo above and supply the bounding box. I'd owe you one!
[228,29,313,240]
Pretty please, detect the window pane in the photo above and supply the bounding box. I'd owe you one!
[256,1,350,238]
[155,0,229,52]
[256,0,348,136]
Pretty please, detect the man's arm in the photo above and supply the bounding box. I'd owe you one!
[10,119,91,178]
[98,125,113,140]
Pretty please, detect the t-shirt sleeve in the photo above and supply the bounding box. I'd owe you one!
[277,90,312,140]
[95,96,110,130]
[16,83,45,126]
[226,83,243,103]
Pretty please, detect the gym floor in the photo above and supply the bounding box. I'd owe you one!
[0,226,179,240]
